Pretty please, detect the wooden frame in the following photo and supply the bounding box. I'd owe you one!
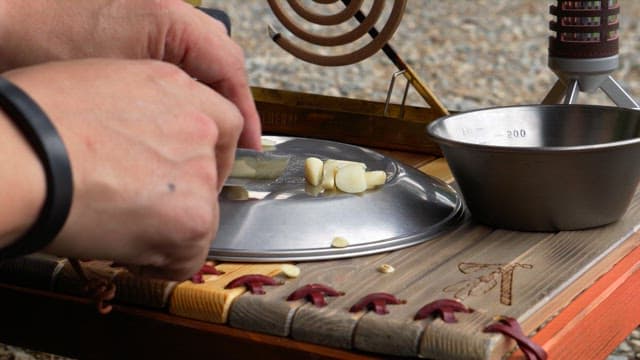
[0,239,638,359]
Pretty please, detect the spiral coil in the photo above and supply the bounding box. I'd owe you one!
[267,0,407,66]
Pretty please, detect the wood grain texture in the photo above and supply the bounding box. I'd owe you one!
[287,223,491,351]
[169,263,285,323]
[288,253,390,349]
[351,229,553,359]
[418,157,454,183]
[374,149,436,168]
[253,87,443,155]
[352,222,493,356]
[519,232,640,360]
[112,272,178,309]
[228,255,384,337]
[417,192,640,359]
[509,190,640,330]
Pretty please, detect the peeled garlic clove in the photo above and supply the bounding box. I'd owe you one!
[305,157,324,186]
[281,264,301,278]
[365,170,387,189]
[321,161,339,190]
[321,159,367,190]
[261,138,277,150]
[324,159,366,170]
[335,164,367,193]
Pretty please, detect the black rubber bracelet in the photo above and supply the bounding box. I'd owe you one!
[0,76,73,259]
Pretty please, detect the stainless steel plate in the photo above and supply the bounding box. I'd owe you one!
[210,136,463,262]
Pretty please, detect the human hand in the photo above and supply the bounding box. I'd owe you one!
[3,59,243,280]
[0,0,261,149]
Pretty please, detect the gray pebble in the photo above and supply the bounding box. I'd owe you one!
[607,355,629,360]
[618,341,633,353]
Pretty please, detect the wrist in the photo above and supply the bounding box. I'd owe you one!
[0,102,46,247]
[0,74,73,259]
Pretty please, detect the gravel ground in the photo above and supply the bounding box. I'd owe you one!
[2,1,639,359]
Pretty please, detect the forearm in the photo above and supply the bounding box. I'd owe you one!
[0,97,46,248]
[0,0,163,72]
[0,0,55,72]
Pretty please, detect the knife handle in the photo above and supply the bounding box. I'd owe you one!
[197,7,231,35]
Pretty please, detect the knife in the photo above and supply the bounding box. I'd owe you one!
[225,148,291,186]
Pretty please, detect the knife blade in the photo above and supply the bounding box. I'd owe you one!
[225,148,291,186]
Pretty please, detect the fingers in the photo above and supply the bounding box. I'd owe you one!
[163,2,262,150]
[213,72,262,150]
[185,78,244,190]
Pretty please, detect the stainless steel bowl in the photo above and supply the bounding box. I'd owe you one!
[427,104,640,231]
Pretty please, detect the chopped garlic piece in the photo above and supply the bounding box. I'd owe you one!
[331,236,349,248]
[281,264,301,278]
[365,171,387,189]
[304,157,324,186]
[321,159,366,190]
[377,264,395,273]
[230,159,256,178]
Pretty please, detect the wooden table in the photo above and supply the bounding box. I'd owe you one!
[1,90,639,359]
[0,151,638,360]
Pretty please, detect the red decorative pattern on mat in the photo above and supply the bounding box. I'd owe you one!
[287,283,345,307]
[349,292,406,315]
[484,316,547,360]
[414,298,472,323]
[225,274,283,294]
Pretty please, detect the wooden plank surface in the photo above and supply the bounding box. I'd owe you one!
[229,254,385,337]
[524,234,640,359]
[1,241,638,360]
[1,154,639,360]
[374,149,436,168]
[289,254,390,349]
[418,157,454,184]
[352,222,493,357]
[169,263,285,323]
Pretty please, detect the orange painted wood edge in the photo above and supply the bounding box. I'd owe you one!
[509,232,640,360]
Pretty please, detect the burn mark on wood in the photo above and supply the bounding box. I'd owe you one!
[443,262,533,306]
